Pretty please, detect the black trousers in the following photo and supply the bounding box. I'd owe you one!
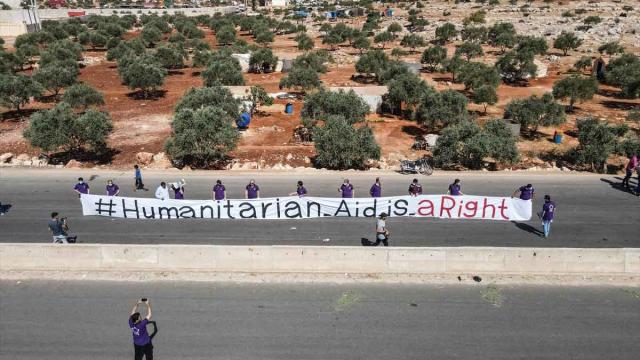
[134,342,153,360]
[135,178,145,190]
[622,169,633,188]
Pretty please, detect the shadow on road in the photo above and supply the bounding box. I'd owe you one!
[600,178,637,194]
[361,237,375,246]
[512,221,543,237]
[0,203,12,216]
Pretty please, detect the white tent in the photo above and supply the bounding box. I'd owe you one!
[329,86,388,113]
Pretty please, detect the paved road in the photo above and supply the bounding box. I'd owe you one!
[0,169,638,247]
[1,281,639,360]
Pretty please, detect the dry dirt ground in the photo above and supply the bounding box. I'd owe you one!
[0,1,639,170]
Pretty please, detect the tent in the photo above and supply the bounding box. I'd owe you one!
[329,86,388,113]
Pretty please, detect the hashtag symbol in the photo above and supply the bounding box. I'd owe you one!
[95,198,116,216]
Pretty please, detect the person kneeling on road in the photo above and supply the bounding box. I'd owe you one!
[374,213,390,246]
[48,212,76,244]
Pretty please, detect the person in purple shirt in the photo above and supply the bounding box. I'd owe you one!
[339,179,354,198]
[448,179,464,196]
[129,298,153,360]
[213,180,226,201]
[290,181,308,197]
[106,180,120,196]
[171,180,185,200]
[539,195,556,238]
[245,179,260,199]
[513,184,535,200]
[369,177,382,197]
[408,179,422,196]
[73,177,90,197]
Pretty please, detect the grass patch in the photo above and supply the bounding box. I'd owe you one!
[334,291,362,312]
[480,284,503,307]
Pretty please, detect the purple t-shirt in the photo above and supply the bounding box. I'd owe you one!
[129,318,151,346]
[106,184,119,196]
[340,184,353,198]
[542,201,556,221]
[519,186,534,200]
[174,187,184,200]
[213,184,225,200]
[370,183,382,197]
[449,184,461,196]
[246,184,259,199]
[409,183,422,195]
[296,186,307,196]
[74,182,89,194]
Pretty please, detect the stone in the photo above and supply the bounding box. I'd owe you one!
[16,153,30,162]
[136,152,154,165]
[149,152,172,169]
[65,159,82,168]
[0,153,14,163]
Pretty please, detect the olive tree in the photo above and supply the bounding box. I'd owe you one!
[301,88,370,124]
[552,75,598,112]
[249,48,278,73]
[62,83,105,110]
[165,106,239,168]
[245,85,273,116]
[0,73,43,113]
[435,22,457,45]
[202,57,245,86]
[313,115,380,170]
[416,89,469,129]
[33,62,78,97]
[504,93,565,135]
[421,46,447,72]
[553,31,582,56]
[175,86,241,118]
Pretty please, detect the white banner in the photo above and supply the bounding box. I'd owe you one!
[80,194,531,221]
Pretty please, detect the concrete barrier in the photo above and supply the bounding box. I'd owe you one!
[1,244,638,284]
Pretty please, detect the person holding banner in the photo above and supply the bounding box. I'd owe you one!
[290,181,307,197]
[448,179,464,196]
[408,179,422,196]
[513,184,535,200]
[370,177,382,197]
[246,179,260,199]
[171,179,186,200]
[73,177,90,197]
[213,180,226,201]
[106,180,120,196]
[374,213,389,246]
[339,179,354,198]
[155,182,170,201]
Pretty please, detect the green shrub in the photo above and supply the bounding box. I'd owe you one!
[313,115,380,170]
[62,83,105,110]
[175,86,240,118]
[301,88,370,124]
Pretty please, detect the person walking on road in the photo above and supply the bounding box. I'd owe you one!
[245,179,260,199]
[622,153,638,189]
[213,180,226,201]
[539,195,556,238]
[369,177,382,197]
[129,298,153,360]
[106,180,120,196]
[73,177,90,197]
[408,179,422,196]
[339,179,354,198]
[134,165,148,192]
[374,212,389,246]
[154,182,170,201]
[513,184,535,200]
[448,179,464,196]
[48,212,76,244]
[290,181,307,197]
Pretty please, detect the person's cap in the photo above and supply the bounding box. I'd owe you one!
[78,177,83,181]
[526,184,532,188]
[380,212,388,218]
[544,195,551,200]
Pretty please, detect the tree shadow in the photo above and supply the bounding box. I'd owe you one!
[125,89,167,100]
[600,100,640,111]
[512,221,543,237]
[432,76,452,83]
[401,125,425,136]
[167,70,185,76]
[191,71,202,77]
[360,237,375,246]
[1,109,39,122]
[36,94,60,103]
[47,148,120,166]
[596,88,621,98]
[350,74,378,84]
[600,177,637,194]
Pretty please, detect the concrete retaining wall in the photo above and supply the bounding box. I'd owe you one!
[1,244,638,284]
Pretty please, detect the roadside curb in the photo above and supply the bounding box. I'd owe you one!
[2,244,638,285]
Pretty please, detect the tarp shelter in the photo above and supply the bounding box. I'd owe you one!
[325,11,337,19]
[348,7,365,17]
[271,0,288,7]
[329,86,388,113]
[294,10,308,17]
[231,53,251,72]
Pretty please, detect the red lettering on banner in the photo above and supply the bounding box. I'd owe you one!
[457,200,464,217]
[463,200,478,218]
[417,199,434,216]
[482,198,496,218]
[499,199,509,220]
[440,196,456,218]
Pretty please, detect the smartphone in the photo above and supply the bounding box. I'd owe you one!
[141,298,147,302]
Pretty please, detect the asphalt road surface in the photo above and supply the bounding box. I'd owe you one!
[1,280,639,360]
[0,169,638,247]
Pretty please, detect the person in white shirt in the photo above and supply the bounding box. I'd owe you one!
[155,182,170,200]
[374,212,389,246]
